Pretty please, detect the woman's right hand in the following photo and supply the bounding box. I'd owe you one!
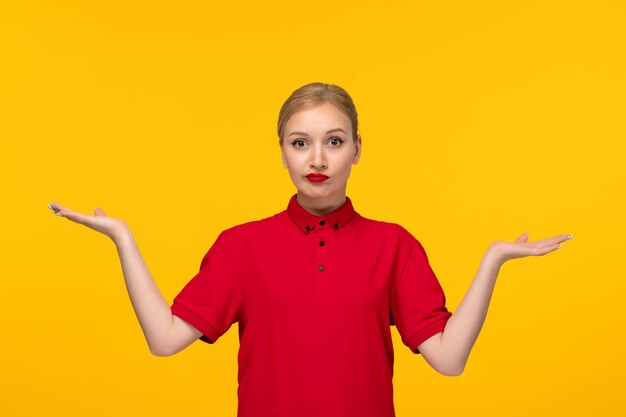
[48,202,129,242]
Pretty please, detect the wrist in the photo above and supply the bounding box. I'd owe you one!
[112,223,132,245]
[484,244,506,268]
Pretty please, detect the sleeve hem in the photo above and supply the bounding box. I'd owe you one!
[171,302,222,344]
[406,313,452,354]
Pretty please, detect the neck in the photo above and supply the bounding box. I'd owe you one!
[296,192,346,217]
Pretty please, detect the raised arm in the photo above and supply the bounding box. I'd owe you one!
[113,227,203,356]
[48,203,202,356]
[417,232,574,376]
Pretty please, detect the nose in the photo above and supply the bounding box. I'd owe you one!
[310,142,327,170]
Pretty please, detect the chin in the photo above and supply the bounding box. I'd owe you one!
[299,185,335,199]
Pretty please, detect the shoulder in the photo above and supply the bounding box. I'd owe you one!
[357,214,418,242]
[358,215,428,261]
[216,212,280,242]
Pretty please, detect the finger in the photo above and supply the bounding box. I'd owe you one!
[548,242,565,253]
[60,210,94,225]
[48,202,69,217]
[94,207,107,216]
[522,234,566,249]
[536,242,566,255]
[515,232,529,243]
[49,203,92,225]
[53,204,73,218]
[535,234,572,247]
[48,202,62,216]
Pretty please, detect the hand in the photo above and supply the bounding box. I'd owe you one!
[488,232,574,266]
[48,202,129,242]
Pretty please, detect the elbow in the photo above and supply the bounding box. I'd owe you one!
[151,348,173,357]
[434,349,467,376]
[437,362,465,377]
[149,343,174,357]
[440,367,464,377]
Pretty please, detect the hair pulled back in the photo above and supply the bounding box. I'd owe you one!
[277,82,359,146]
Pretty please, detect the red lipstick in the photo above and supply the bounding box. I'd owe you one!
[306,173,329,183]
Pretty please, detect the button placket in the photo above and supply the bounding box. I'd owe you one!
[315,216,331,281]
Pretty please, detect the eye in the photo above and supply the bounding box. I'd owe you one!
[291,139,307,148]
[329,137,344,147]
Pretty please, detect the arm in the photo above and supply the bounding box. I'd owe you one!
[417,232,573,376]
[417,248,500,376]
[48,202,203,356]
[114,228,203,356]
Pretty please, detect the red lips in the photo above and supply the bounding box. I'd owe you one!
[306,173,329,182]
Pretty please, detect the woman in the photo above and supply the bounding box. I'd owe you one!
[48,82,573,417]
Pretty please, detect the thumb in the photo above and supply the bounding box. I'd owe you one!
[94,206,107,216]
[515,231,529,243]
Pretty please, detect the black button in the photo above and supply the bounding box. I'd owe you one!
[320,220,325,226]
[319,241,325,246]
[305,225,310,232]
[318,265,325,271]
[333,223,338,229]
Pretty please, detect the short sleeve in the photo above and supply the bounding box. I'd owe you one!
[170,229,244,344]
[390,235,452,354]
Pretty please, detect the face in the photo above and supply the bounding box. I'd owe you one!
[281,101,361,203]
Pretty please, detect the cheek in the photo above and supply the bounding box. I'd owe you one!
[283,154,303,175]
[286,153,307,168]
[338,156,354,172]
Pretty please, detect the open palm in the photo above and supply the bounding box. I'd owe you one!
[48,202,128,241]
[490,232,573,265]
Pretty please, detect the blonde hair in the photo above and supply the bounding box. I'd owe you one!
[277,82,359,146]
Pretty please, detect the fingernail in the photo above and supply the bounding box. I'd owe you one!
[557,244,563,249]
[567,234,574,240]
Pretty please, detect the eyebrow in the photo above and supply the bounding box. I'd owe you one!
[288,128,346,137]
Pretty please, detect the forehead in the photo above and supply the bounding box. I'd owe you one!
[285,102,351,133]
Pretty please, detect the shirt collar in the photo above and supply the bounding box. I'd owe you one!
[286,193,356,234]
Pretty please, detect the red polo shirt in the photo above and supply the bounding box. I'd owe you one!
[170,193,452,417]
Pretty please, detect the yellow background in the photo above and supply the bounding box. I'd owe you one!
[1,1,624,416]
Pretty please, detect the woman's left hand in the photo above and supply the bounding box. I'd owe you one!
[488,232,574,266]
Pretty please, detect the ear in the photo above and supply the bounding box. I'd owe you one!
[281,145,288,168]
[352,134,362,165]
